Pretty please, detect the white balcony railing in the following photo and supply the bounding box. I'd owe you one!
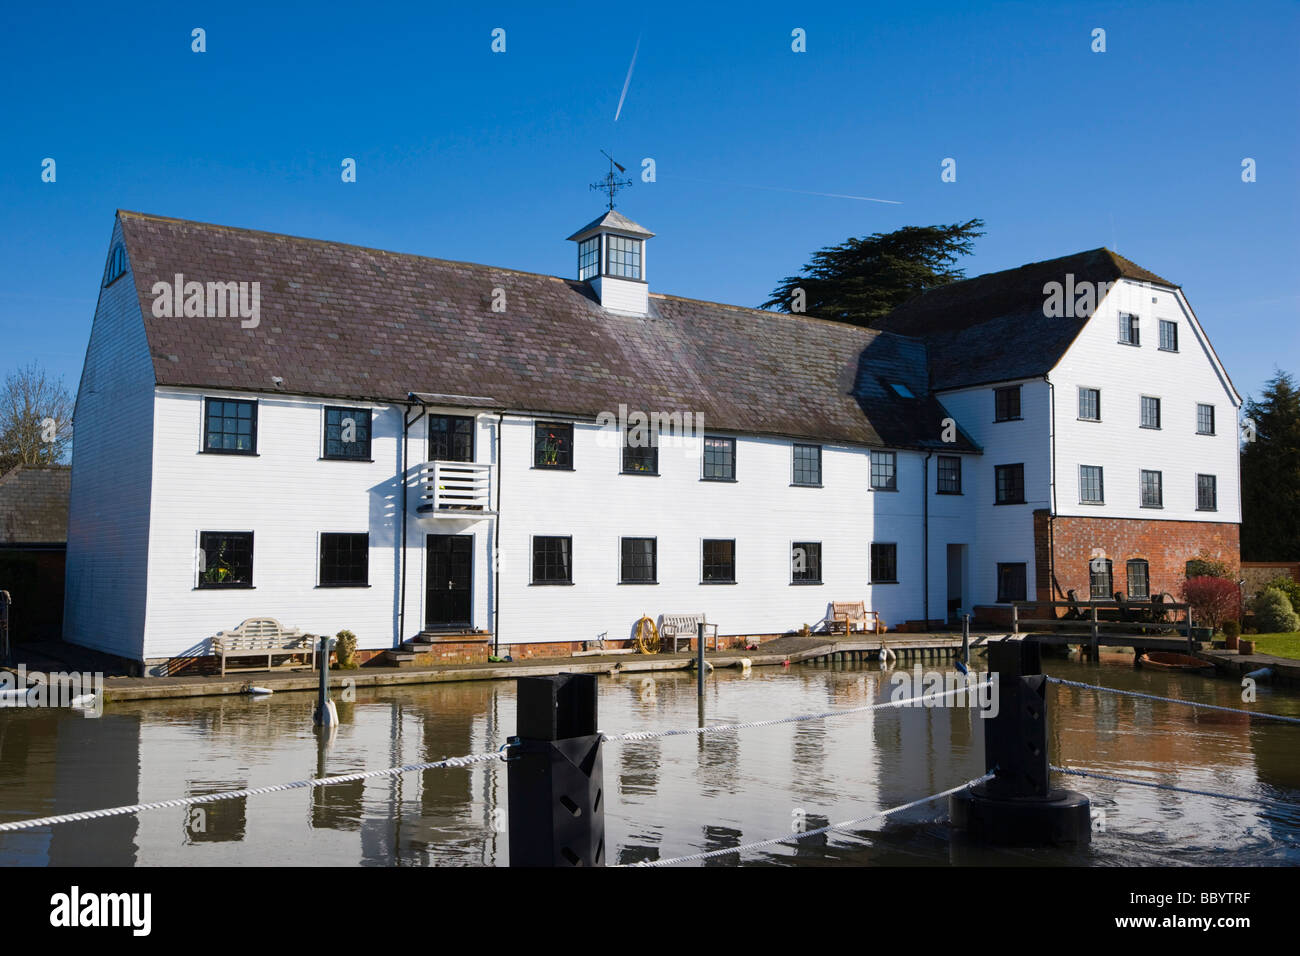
[417,461,493,516]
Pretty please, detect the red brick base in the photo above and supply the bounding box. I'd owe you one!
[1034,509,1239,603]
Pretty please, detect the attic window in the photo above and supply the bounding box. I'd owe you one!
[577,237,599,281]
[103,244,127,286]
[889,383,914,398]
[605,235,642,280]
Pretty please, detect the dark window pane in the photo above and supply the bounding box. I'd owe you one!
[1141,396,1161,429]
[870,451,896,490]
[870,543,897,583]
[1197,474,1217,511]
[622,426,658,474]
[320,532,369,586]
[702,437,735,480]
[994,386,1021,421]
[1080,465,1104,503]
[1159,320,1178,351]
[204,398,257,455]
[702,539,735,582]
[1079,387,1100,421]
[620,537,657,582]
[1197,404,1215,435]
[792,444,821,485]
[1090,558,1113,599]
[1140,470,1163,508]
[937,455,961,494]
[534,422,573,469]
[997,563,1027,602]
[1127,560,1150,600]
[198,532,254,588]
[792,542,821,583]
[532,536,572,583]
[995,464,1025,504]
[324,406,372,460]
[430,415,475,462]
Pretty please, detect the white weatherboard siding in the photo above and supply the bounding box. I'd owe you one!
[1052,280,1241,521]
[934,379,1050,607]
[63,221,156,660]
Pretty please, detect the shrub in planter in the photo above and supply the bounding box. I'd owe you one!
[1254,588,1300,634]
[1179,576,1241,632]
[335,629,359,669]
[1221,619,1241,649]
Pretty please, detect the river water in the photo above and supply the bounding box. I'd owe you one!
[1,654,1297,866]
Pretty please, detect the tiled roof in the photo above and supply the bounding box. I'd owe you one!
[116,211,977,452]
[878,248,1179,391]
[0,465,71,545]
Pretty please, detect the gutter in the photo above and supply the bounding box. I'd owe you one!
[494,411,504,656]
[923,450,932,626]
[398,398,427,648]
[1044,374,1059,601]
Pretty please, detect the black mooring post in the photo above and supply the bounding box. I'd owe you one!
[507,673,605,866]
[949,637,1091,845]
[697,621,705,697]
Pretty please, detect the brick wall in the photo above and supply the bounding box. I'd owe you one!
[1037,514,1239,601]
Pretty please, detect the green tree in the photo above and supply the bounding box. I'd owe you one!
[760,219,985,326]
[1241,370,1300,561]
[0,362,74,475]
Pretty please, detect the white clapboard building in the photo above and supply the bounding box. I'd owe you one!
[63,209,1241,673]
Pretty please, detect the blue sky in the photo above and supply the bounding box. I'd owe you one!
[1,0,1296,403]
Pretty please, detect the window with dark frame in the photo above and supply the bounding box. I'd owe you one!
[198,531,253,588]
[994,386,1021,421]
[702,436,735,480]
[430,415,475,462]
[1197,403,1216,435]
[622,426,659,474]
[995,464,1025,504]
[870,450,897,490]
[1140,469,1163,508]
[1079,387,1100,421]
[319,533,369,587]
[1119,313,1140,346]
[1127,559,1150,600]
[620,537,657,583]
[324,406,372,460]
[1140,396,1162,429]
[577,236,600,281]
[532,536,572,584]
[605,235,642,279]
[870,542,898,584]
[534,422,573,469]
[204,398,257,454]
[997,563,1027,603]
[791,541,822,584]
[1090,558,1113,599]
[792,443,822,486]
[1197,474,1218,511]
[702,539,736,583]
[1080,465,1104,504]
[937,455,962,494]
[1159,320,1178,352]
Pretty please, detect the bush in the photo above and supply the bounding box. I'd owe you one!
[1185,551,1230,579]
[1222,620,1241,640]
[1179,576,1241,631]
[1255,575,1300,615]
[335,629,359,669]
[1254,588,1300,634]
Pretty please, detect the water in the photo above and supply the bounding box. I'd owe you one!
[1,654,1297,866]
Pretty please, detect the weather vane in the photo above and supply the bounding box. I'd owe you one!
[590,150,632,210]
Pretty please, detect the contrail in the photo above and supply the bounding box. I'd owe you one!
[614,35,640,122]
[671,175,902,205]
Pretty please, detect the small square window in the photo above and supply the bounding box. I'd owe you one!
[702,539,735,583]
[1196,474,1217,512]
[792,443,822,486]
[994,386,1021,422]
[1140,469,1163,508]
[870,543,898,584]
[937,455,961,494]
[324,406,372,460]
[1196,403,1215,436]
[870,450,897,490]
[198,531,253,588]
[204,398,257,455]
[534,422,573,469]
[320,532,369,586]
[1080,465,1104,504]
[1078,387,1100,421]
[620,537,657,583]
[792,542,822,584]
[605,235,642,279]
[532,536,572,583]
[702,437,735,481]
[1158,320,1178,352]
[997,563,1026,603]
[995,464,1025,504]
[1140,396,1162,429]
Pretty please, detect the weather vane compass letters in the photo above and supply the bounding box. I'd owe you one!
[590,150,632,210]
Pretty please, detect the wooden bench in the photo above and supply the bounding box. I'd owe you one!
[660,613,719,653]
[212,618,317,675]
[829,601,886,634]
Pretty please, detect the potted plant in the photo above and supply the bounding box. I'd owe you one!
[1222,620,1240,651]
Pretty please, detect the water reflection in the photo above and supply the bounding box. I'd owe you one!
[0,656,1296,866]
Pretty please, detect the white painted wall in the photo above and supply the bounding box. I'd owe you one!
[63,219,156,661]
[1052,279,1241,521]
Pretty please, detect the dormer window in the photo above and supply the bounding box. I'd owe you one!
[577,237,600,281]
[103,243,127,286]
[606,235,642,279]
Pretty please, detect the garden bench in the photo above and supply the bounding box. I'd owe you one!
[212,618,317,675]
[660,613,719,652]
[829,601,886,634]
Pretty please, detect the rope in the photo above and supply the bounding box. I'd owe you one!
[1051,765,1300,812]
[0,750,504,833]
[1045,676,1300,724]
[602,681,993,742]
[628,772,994,867]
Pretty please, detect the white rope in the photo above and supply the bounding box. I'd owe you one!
[602,681,993,742]
[0,750,504,833]
[1051,765,1300,812]
[627,772,994,867]
[1046,676,1300,725]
